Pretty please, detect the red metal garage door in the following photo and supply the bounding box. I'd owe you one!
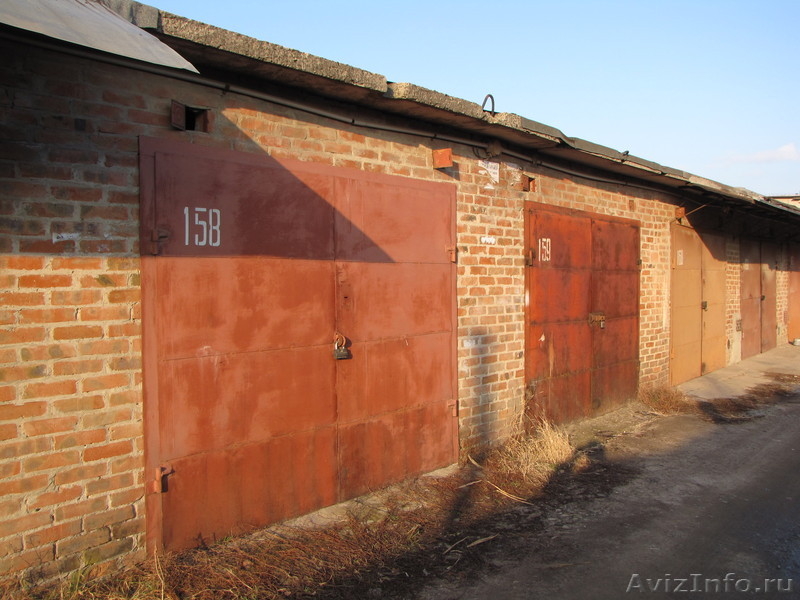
[740,239,762,359]
[140,138,456,552]
[740,240,778,359]
[789,244,800,341]
[525,204,639,422]
[670,226,727,385]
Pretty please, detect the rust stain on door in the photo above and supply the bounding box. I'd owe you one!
[525,204,639,422]
[140,138,456,552]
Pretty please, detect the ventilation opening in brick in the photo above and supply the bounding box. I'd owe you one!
[171,100,209,132]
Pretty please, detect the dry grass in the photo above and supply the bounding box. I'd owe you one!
[489,418,575,484]
[3,418,580,600]
[7,376,798,600]
[637,385,697,416]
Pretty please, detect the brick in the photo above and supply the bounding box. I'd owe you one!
[81,373,129,392]
[107,288,140,303]
[55,528,110,558]
[54,428,106,450]
[0,473,49,497]
[83,440,132,462]
[19,308,77,323]
[0,217,46,236]
[84,505,134,531]
[0,460,21,478]
[79,305,130,321]
[28,485,83,509]
[51,290,102,305]
[50,257,103,270]
[18,238,77,254]
[0,384,18,401]
[0,423,17,440]
[107,190,137,205]
[53,358,104,376]
[20,344,76,361]
[80,205,128,220]
[0,436,51,461]
[81,538,134,566]
[54,395,105,413]
[23,450,81,472]
[108,322,140,337]
[21,201,76,219]
[109,390,139,406]
[54,463,106,486]
[79,273,127,288]
[0,401,47,421]
[25,520,82,548]
[23,416,78,437]
[110,515,144,538]
[23,380,78,399]
[0,364,47,382]
[79,339,129,356]
[0,546,55,576]
[0,256,45,270]
[53,325,103,340]
[110,453,143,474]
[81,408,131,429]
[86,472,133,496]
[0,536,23,556]
[0,326,46,344]
[55,496,106,521]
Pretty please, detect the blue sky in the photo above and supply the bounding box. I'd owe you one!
[150,0,799,196]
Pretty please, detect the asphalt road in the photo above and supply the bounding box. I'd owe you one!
[415,397,800,599]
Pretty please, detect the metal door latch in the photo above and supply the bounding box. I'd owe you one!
[588,312,606,329]
[146,465,175,494]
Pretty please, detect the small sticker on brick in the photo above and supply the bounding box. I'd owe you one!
[53,233,80,242]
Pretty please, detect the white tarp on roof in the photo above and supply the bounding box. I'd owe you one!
[0,0,197,72]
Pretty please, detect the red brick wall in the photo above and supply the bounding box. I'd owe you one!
[2,37,779,580]
[1,42,147,578]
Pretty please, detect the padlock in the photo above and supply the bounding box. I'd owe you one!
[333,334,350,360]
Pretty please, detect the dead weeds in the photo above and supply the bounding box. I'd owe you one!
[637,385,698,416]
[6,377,799,600]
[639,375,800,423]
[4,420,588,600]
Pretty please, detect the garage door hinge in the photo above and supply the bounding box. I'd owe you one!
[447,246,458,263]
[149,228,170,255]
[525,248,535,266]
[448,399,458,417]
[146,465,174,494]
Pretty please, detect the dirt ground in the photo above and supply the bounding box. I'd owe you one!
[8,371,800,600]
[405,383,800,599]
[292,376,800,600]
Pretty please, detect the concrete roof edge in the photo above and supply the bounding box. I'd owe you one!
[109,2,795,213]
[385,82,486,119]
[127,2,387,93]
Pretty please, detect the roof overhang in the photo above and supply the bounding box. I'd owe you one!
[10,1,799,224]
[0,0,197,72]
